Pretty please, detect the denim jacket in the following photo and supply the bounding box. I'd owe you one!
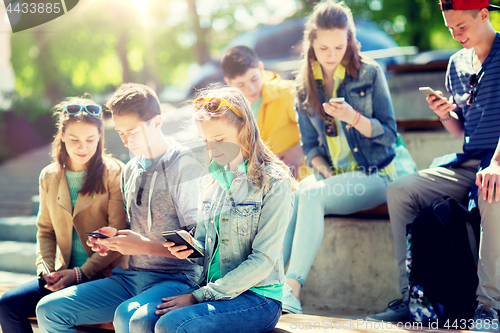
[296,60,397,173]
[191,165,294,302]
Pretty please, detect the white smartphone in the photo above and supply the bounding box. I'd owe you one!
[419,87,442,99]
[41,258,52,277]
[329,97,345,103]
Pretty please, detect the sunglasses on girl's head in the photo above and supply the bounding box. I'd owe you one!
[193,97,243,118]
[467,73,478,106]
[64,104,102,116]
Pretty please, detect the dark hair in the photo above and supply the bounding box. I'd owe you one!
[221,46,260,79]
[296,0,363,119]
[51,95,106,196]
[106,83,161,122]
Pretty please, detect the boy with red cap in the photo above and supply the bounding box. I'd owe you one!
[367,1,500,329]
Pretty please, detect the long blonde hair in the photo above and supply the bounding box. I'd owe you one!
[193,85,296,190]
[296,0,363,119]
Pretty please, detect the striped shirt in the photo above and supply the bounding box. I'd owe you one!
[446,32,500,155]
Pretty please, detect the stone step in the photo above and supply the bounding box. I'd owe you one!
[0,216,37,243]
[301,216,400,313]
[0,271,37,285]
[31,195,40,216]
[0,241,36,275]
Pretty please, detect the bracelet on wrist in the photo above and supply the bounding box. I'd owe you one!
[352,110,361,127]
[439,113,451,122]
[74,267,82,284]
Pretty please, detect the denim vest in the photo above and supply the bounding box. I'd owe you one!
[296,61,397,174]
[191,165,294,302]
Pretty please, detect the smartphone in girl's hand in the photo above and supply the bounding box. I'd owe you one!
[41,258,52,278]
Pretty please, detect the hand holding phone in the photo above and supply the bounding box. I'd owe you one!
[161,230,203,258]
[419,87,459,120]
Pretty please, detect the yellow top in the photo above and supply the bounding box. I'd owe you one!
[258,70,312,180]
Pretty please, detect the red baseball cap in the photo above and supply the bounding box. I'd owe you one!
[440,0,500,11]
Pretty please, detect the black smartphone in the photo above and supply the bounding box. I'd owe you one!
[85,232,110,239]
[161,231,204,258]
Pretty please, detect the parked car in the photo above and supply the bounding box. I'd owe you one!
[410,49,460,65]
[186,18,411,97]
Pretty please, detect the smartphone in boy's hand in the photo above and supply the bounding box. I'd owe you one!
[419,87,443,99]
[419,87,459,119]
[161,231,204,258]
[85,232,110,239]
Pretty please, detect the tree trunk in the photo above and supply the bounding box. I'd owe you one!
[34,27,61,102]
[117,30,131,84]
[186,0,210,65]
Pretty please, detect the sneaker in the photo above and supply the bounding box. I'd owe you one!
[366,299,409,323]
[282,284,302,314]
[470,303,500,332]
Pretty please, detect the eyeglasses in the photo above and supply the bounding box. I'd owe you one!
[64,104,102,116]
[193,97,243,118]
[325,116,337,137]
[467,73,478,106]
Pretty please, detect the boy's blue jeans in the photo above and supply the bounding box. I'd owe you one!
[35,267,193,333]
[283,171,390,285]
[150,290,281,333]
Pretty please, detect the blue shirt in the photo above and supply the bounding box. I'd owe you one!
[446,32,500,155]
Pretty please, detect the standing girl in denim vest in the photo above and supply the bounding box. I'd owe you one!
[148,86,296,333]
[0,97,128,333]
[281,0,398,314]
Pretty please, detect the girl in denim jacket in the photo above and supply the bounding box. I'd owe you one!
[281,0,398,314]
[150,86,296,333]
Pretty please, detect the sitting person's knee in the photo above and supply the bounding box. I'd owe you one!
[35,296,56,321]
[128,304,156,333]
[386,175,416,201]
[0,293,15,317]
[155,311,187,333]
[113,301,134,329]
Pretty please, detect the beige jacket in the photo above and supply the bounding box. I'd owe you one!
[35,156,129,279]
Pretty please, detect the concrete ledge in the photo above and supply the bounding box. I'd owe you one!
[0,270,37,284]
[301,216,400,313]
[0,216,37,243]
[0,241,36,274]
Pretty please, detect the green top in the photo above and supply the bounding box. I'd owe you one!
[206,197,283,302]
[251,94,263,120]
[65,170,88,269]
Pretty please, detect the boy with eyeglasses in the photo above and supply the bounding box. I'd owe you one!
[35,83,203,333]
[367,1,500,330]
[221,45,310,180]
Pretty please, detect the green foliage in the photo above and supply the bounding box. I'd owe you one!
[10,94,52,122]
[8,0,500,124]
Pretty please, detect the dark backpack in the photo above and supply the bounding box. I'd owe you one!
[407,195,480,323]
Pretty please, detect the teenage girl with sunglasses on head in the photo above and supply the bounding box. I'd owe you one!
[134,86,297,333]
[280,0,398,314]
[0,96,128,333]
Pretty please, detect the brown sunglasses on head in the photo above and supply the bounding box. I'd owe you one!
[193,97,243,118]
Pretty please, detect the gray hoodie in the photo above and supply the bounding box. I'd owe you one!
[121,138,203,281]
